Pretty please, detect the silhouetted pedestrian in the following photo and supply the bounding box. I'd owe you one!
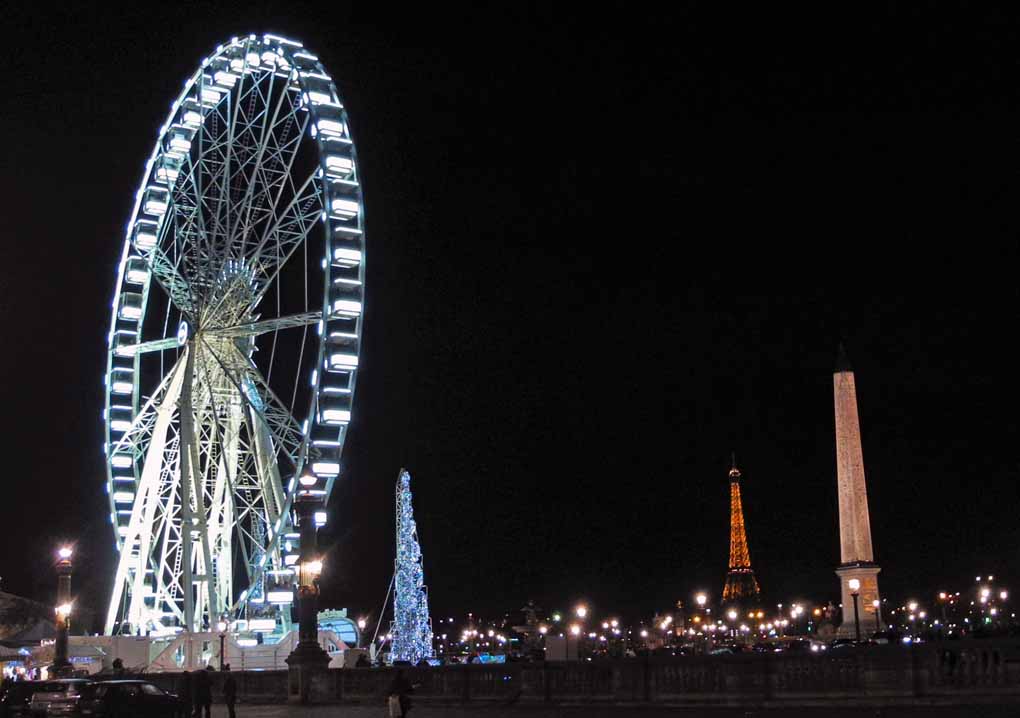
[387,669,413,717]
[222,664,237,718]
[180,671,193,718]
[192,665,212,718]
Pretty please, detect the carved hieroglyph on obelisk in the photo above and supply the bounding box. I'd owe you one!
[834,345,883,637]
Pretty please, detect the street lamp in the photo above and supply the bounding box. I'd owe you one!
[286,474,329,703]
[568,623,581,660]
[727,609,738,639]
[848,579,861,642]
[217,620,228,670]
[575,604,588,619]
[53,547,74,676]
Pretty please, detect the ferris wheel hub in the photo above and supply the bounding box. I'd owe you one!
[177,321,189,346]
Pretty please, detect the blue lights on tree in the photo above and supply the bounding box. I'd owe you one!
[390,469,434,663]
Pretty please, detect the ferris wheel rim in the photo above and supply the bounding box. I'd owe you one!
[101,33,365,631]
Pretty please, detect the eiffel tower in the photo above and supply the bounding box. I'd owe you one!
[722,454,761,603]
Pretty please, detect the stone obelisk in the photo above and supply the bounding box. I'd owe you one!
[833,345,883,637]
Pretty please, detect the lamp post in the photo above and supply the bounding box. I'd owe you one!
[53,547,73,676]
[217,620,227,670]
[848,579,861,643]
[285,472,329,703]
[357,617,367,648]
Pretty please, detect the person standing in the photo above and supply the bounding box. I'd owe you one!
[387,669,414,717]
[192,665,212,718]
[179,671,193,718]
[222,664,237,718]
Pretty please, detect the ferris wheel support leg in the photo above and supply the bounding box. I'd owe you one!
[205,398,241,619]
[105,357,187,635]
[179,345,199,631]
[251,405,287,537]
[180,345,222,631]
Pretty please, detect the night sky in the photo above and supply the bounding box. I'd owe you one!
[2,3,1017,629]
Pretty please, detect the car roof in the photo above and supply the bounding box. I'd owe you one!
[93,680,152,685]
[45,679,91,683]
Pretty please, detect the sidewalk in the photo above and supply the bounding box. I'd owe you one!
[208,702,1020,717]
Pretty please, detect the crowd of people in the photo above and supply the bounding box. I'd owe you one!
[175,664,237,718]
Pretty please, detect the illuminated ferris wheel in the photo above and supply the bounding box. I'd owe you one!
[102,34,365,636]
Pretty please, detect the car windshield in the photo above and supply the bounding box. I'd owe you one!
[38,682,71,692]
[141,684,164,696]
[40,681,88,693]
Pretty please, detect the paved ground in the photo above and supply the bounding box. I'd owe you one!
[208,702,1020,717]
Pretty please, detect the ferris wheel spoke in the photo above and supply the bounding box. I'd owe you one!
[250,194,324,302]
[205,311,322,340]
[115,336,183,358]
[247,167,320,272]
[231,69,303,259]
[149,250,197,315]
[204,166,319,324]
[108,353,188,458]
[198,338,307,466]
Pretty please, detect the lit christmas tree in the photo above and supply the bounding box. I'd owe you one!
[390,469,434,663]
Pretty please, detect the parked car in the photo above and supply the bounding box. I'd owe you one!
[1,682,48,718]
[64,681,184,718]
[27,680,91,717]
[789,638,831,653]
[829,638,857,650]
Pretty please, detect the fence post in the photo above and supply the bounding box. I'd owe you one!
[643,653,651,702]
[910,642,924,697]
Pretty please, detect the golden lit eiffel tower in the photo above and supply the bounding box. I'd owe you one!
[722,454,761,603]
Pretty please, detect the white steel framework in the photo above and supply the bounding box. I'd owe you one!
[103,34,365,636]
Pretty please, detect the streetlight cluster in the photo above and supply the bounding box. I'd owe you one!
[880,575,1014,642]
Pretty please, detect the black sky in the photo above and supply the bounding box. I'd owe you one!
[1,3,1018,627]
